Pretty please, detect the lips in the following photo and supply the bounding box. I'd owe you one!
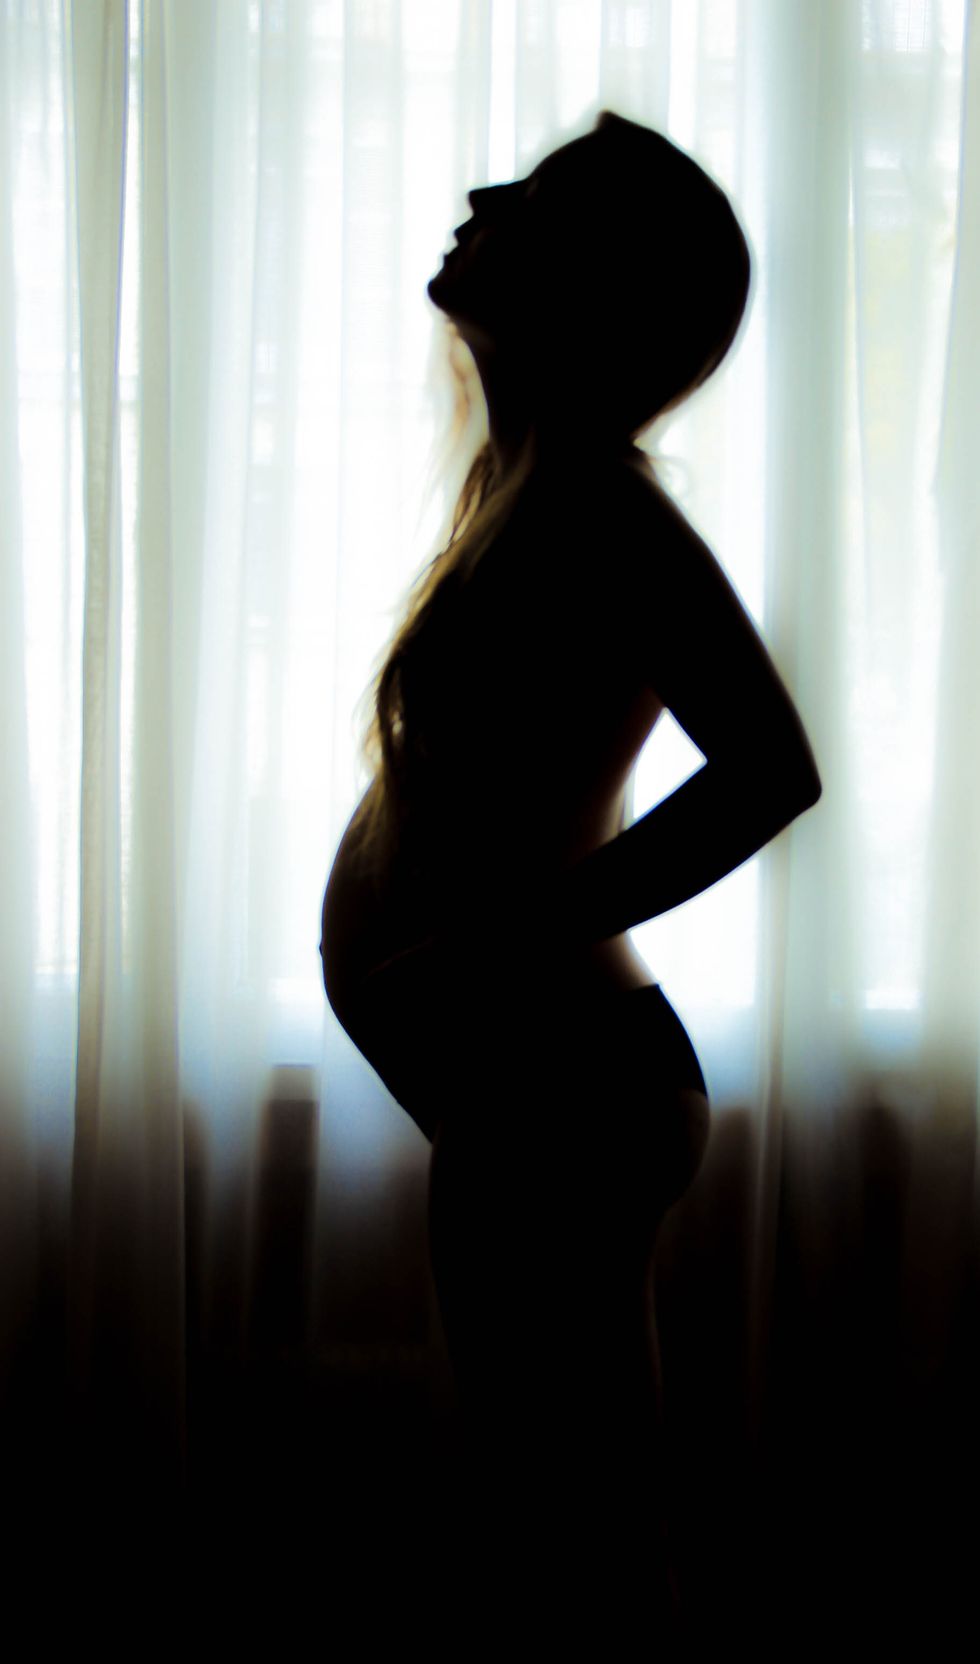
[439,222,482,266]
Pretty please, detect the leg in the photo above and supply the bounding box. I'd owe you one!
[427,1066,710,1631]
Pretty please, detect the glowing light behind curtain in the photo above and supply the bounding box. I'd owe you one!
[0,0,974,1487]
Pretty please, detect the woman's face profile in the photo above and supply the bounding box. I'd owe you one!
[426,118,746,440]
[427,134,603,352]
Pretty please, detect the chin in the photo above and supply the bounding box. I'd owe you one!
[427,261,462,311]
[425,276,495,357]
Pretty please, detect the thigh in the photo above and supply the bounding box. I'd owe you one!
[426,1009,705,1557]
[427,983,711,1364]
[481,980,710,1227]
[580,983,711,1214]
[430,982,710,1220]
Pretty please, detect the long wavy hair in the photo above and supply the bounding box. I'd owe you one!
[348,110,752,894]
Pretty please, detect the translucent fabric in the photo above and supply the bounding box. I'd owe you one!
[0,1,976,1641]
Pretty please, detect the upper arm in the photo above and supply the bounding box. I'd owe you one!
[610,467,822,801]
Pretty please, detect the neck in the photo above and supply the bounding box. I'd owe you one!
[467,343,535,474]
[462,333,636,475]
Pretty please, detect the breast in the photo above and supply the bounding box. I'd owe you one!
[391,496,660,864]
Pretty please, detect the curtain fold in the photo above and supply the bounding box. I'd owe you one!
[2,0,978,1631]
[67,0,131,1437]
[731,0,865,1436]
[925,3,980,1083]
[0,0,36,1402]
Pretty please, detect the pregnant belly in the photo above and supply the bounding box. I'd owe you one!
[323,856,652,1025]
[320,788,659,1129]
[323,795,657,1008]
[319,855,398,1036]
[323,883,659,1149]
[324,929,702,1166]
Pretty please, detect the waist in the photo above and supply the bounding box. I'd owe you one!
[322,839,654,1030]
[352,930,655,1016]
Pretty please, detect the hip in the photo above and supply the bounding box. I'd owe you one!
[342,938,708,1137]
[429,976,711,1218]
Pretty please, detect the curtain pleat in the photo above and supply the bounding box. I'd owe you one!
[924,5,980,1085]
[743,0,860,1428]
[131,0,185,1485]
[0,1,37,1399]
[67,0,129,1418]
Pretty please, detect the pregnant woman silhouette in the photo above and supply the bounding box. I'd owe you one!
[320,111,821,1631]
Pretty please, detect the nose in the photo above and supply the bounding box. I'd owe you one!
[459,179,524,235]
[469,179,523,213]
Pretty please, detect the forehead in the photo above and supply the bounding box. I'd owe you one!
[528,134,601,186]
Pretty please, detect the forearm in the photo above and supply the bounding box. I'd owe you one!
[550,759,821,947]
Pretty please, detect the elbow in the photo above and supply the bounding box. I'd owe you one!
[738,747,821,828]
[771,721,823,817]
[773,710,823,815]
[708,745,822,829]
[797,765,822,811]
[780,758,822,821]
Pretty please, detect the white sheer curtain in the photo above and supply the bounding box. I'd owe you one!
[1,0,977,1624]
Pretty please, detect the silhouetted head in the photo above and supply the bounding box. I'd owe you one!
[427,109,751,443]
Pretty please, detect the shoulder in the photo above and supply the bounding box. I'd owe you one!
[534,445,701,536]
[577,456,763,683]
[606,452,706,552]
[570,451,717,609]
[520,444,714,591]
